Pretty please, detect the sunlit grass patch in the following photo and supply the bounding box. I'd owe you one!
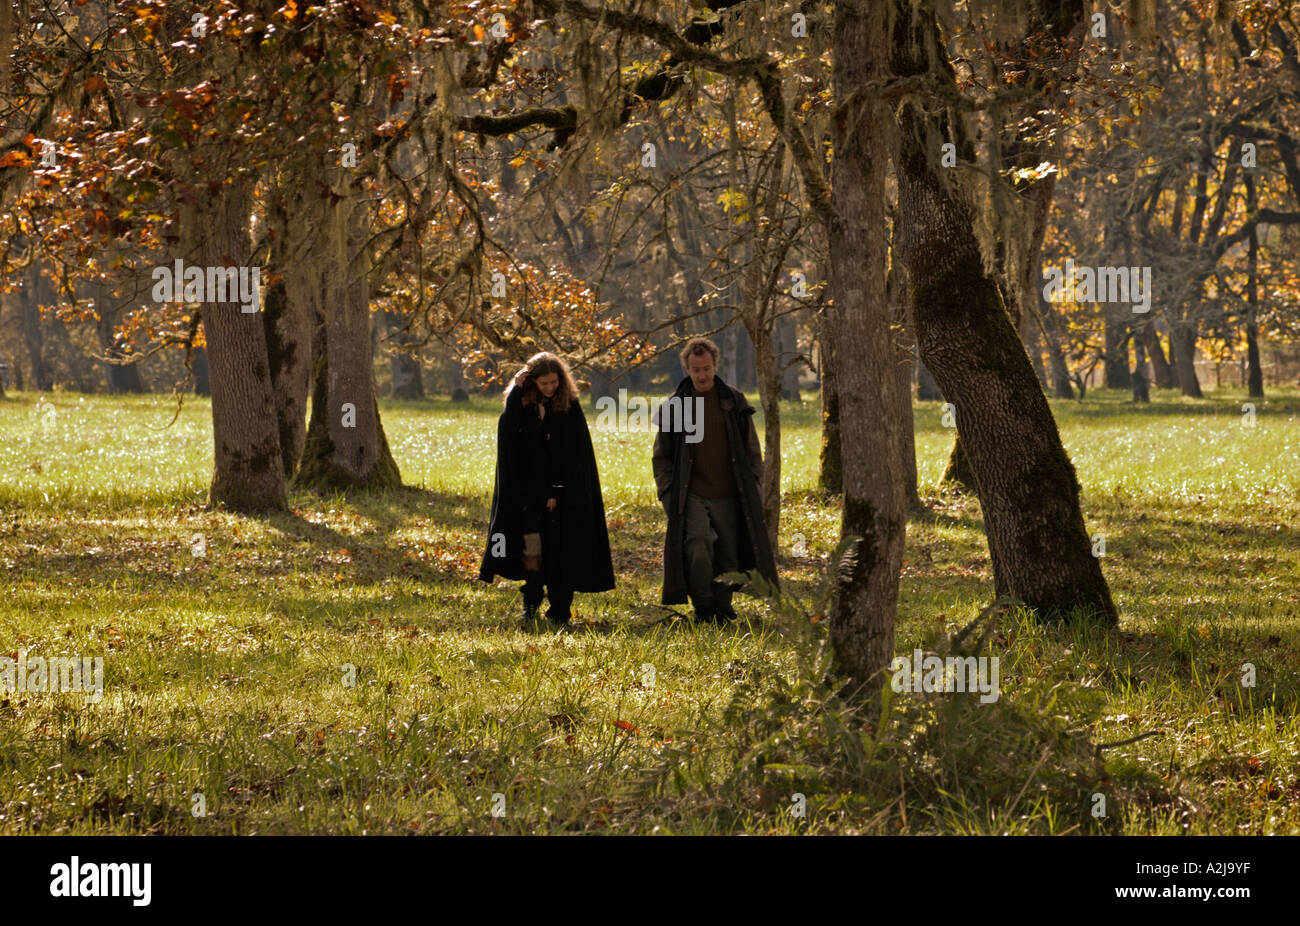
[0,386,1296,833]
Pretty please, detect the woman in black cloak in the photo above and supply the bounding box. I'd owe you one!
[478,352,615,624]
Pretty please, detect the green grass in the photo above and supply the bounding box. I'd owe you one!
[0,386,1297,834]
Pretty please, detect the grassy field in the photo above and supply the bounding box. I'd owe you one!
[0,386,1297,834]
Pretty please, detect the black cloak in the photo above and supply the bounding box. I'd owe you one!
[478,385,615,593]
[651,375,780,605]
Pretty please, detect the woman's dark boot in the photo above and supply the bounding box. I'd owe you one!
[545,584,573,625]
[522,571,544,624]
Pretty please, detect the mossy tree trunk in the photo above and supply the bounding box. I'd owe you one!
[888,257,921,509]
[817,309,843,495]
[264,191,312,479]
[823,0,906,691]
[940,435,977,491]
[192,181,287,513]
[752,319,782,553]
[294,176,402,493]
[890,0,1116,624]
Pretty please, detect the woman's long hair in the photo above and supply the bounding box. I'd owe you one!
[505,351,579,412]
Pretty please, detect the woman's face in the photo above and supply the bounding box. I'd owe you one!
[535,373,559,398]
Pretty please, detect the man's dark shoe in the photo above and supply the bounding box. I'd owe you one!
[546,609,571,626]
[522,600,542,625]
[692,607,715,623]
[714,605,738,624]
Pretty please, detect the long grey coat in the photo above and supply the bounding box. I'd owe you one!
[651,375,779,605]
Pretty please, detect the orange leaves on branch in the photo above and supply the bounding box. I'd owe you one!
[453,259,652,386]
[387,74,409,105]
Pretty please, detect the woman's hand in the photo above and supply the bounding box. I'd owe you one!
[546,497,558,511]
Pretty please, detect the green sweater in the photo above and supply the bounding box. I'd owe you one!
[687,386,738,498]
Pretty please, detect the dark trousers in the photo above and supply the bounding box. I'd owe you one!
[521,509,572,618]
[683,493,741,616]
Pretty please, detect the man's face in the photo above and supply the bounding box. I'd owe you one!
[535,372,559,398]
[686,352,716,393]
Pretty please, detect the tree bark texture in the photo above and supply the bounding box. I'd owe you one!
[824,0,907,690]
[192,181,288,513]
[890,0,1116,623]
[296,178,402,492]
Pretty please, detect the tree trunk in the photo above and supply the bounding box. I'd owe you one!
[1142,325,1175,389]
[719,324,739,385]
[260,193,313,477]
[91,242,145,394]
[1245,309,1264,398]
[1023,312,1049,389]
[889,261,921,509]
[1132,326,1150,403]
[295,182,402,492]
[95,272,145,394]
[192,346,211,396]
[824,0,907,692]
[192,182,287,513]
[752,321,782,553]
[890,0,1116,624]
[450,356,470,401]
[1169,321,1203,398]
[1012,170,1056,392]
[102,350,145,393]
[776,313,801,399]
[22,262,55,391]
[817,312,843,495]
[385,309,425,400]
[1037,294,1075,398]
[1103,313,1132,389]
[941,436,977,490]
[262,275,311,477]
[1245,176,1265,399]
[734,326,757,391]
[916,357,943,400]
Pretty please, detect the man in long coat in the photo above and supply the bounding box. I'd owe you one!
[651,337,778,621]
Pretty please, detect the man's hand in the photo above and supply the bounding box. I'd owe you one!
[546,497,558,511]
